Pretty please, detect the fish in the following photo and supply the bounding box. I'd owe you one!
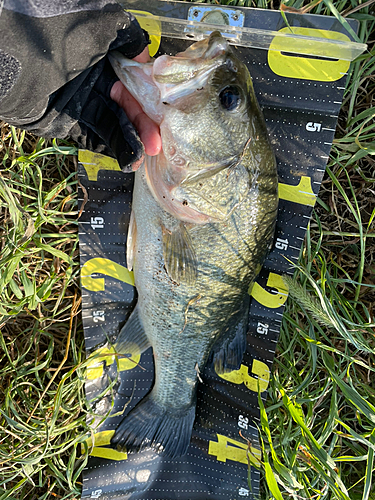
[108,31,278,458]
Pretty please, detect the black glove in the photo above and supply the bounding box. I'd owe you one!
[0,1,150,170]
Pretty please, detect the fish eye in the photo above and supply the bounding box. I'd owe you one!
[219,86,241,111]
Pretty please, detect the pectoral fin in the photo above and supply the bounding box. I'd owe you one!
[162,223,198,286]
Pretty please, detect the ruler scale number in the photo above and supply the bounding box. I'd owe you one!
[91,216,105,230]
[275,237,288,251]
[238,414,249,430]
[306,121,322,132]
[93,310,105,323]
[257,322,269,335]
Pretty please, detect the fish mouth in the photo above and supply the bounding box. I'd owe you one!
[204,30,230,59]
[152,31,231,104]
[175,30,229,60]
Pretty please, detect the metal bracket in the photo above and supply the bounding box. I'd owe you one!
[186,5,244,40]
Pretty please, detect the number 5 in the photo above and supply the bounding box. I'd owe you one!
[306,122,322,132]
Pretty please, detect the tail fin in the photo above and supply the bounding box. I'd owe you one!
[111,393,196,458]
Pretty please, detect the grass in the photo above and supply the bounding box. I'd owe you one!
[0,129,87,499]
[0,1,374,499]
[257,2,375,497]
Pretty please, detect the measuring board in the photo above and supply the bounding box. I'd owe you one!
[78,3,362,499]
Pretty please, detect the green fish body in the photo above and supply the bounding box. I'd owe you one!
[109,32,278,458]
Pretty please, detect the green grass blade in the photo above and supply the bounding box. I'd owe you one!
[362,428,375,500]
[323,354,375,424]
[323,0,362,42]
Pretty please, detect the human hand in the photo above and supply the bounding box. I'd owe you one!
[0,5,153,172]
[110,47,161,166]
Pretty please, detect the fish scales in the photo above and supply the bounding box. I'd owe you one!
[109,31,278,458]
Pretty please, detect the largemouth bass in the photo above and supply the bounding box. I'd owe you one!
[109,32,278,458]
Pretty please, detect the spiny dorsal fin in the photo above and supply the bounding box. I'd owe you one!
[162,223,198,286]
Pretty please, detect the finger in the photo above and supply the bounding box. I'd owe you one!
[132,110,161,157]
[110,80,143,124]
[133,47,151,63]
